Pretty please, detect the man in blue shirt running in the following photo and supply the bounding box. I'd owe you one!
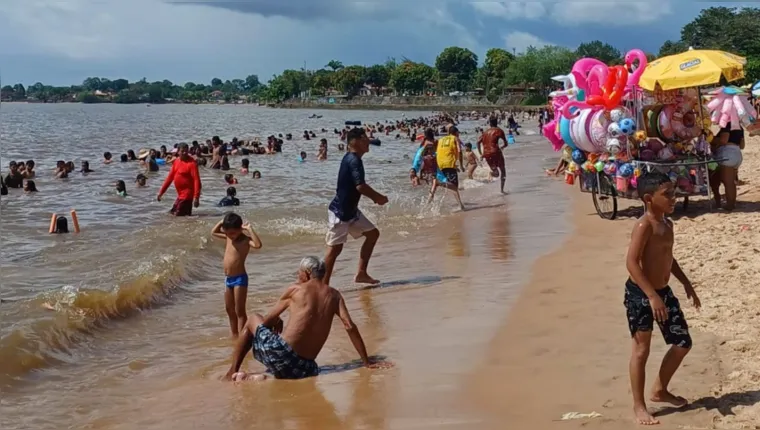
[324,128,388,285]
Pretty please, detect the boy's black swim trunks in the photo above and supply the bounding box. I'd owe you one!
[623,279,692,348]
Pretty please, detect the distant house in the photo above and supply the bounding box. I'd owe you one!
[359,84,393,97]
[210,90,224,100]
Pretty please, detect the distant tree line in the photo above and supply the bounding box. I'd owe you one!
[2,7,759,105]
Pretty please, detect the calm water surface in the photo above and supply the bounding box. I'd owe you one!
[0,103,569,430]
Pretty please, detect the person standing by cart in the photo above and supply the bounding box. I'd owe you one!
[710,123,744,211]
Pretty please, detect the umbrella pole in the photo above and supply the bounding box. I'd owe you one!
[697,86,715,210]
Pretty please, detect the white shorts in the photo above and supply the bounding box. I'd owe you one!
[715,145,743,169]
[325,210,376,246]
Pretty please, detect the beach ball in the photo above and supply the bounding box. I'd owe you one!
[619,118,636,136]
[594,161,605,172]
[583,161,595,172]
[606,138,621,155]
[571,149,586,164]
[607,122,622,138]
[619,163,634,178]
[610,107,628,123]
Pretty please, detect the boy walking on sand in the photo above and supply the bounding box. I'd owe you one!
[625,172,701,425]
[212,213,263,338]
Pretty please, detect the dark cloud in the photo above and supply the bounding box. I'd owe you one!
[174,0,398,21]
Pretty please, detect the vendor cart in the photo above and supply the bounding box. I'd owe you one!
[578,158,718,219]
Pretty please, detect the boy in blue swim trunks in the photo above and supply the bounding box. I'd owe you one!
[212,212,263,338]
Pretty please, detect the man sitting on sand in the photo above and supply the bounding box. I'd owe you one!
[224,257,387,381]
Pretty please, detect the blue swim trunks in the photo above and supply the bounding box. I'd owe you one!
[252,325,319,379]
[225,273,248,289]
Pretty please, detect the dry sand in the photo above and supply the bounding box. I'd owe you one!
[466,137,760,429]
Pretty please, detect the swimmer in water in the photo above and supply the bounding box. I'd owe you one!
[135,174,147,187]
[300,151,307,161]
[103,152,113,164]
[24,180,38,193]
[252,170,261,179]
[240,158,250,175]
[318,139,328,161]
[211,212,262,338]
[54,161,68,179]
[116,180,128,197]
[224,174,238,185]
[218,186,240,207]
[80,161,94,174]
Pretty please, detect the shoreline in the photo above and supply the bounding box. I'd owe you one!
[466,138,760,429]
[466,188,722,429]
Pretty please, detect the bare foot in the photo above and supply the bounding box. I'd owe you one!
[633,405,660,425]
[354,273,379,284]
[650,390,688,408]
[545,169,554,176]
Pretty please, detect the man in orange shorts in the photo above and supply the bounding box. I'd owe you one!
[477,116,509,193]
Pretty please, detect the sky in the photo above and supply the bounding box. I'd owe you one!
[0,1,744,87]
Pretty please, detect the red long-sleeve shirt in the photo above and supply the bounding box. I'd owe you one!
[159,158,201,200]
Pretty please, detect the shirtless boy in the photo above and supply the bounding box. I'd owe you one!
[477,117,508,193]
[625,172,701,425]
[212,212,263,338]
[224,257,387,381]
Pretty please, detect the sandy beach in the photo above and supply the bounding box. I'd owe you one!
[467,136,760,429]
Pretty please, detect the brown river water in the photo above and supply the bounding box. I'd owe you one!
[0,103,569,429]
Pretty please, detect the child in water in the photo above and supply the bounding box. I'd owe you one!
[224,174,238,185]
[24,180,38,193]
[218,187,240,207]
[211,212,262,338]
[240,158,250,175]
[464,143,478,180]
[252,170,261,179]
[115,180,128,197]
[624,172,701,425]
[299,151,307,162]
[80,161,94,174]
[103,152,113,164]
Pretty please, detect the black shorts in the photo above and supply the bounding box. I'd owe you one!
[441,168,459,188]
[170,198,193,216]
[624,279,692,348]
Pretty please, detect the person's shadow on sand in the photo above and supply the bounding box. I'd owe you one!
[654,389,760,418]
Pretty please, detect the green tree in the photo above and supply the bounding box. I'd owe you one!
[506,46,578,93]
[325,60,344,72]
[363,64,390,90]
[12,83,26,99]
[746,56,760,82]
[244,74,261,92]
[678,7,760,56]
[658,40,688,56]
[390,61,435,95]
[575,40,622,65]
[435,46,478,92]
[310,69,334,95]
[333,65,366,96]
[481,48,515,98]
[211,78,222,87]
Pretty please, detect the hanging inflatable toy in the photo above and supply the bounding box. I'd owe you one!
[624,49,648,92]
[706,86,757,130]
[543,95,568,151]
[586,66,629,111]
[571,57,608,93]
[549,75,579,99]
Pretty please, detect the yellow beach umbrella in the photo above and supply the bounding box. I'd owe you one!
[639,48,746,91]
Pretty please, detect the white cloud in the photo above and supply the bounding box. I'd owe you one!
[472,1,672,25]
[504,31,552,53]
